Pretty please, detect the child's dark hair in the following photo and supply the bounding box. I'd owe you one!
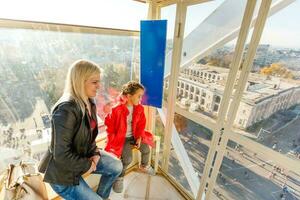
[121,81,145,95]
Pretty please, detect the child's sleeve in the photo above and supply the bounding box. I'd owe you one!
[104,111,116,141]
[137,108,154,147]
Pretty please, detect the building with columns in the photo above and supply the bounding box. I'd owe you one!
[164,64,300,129]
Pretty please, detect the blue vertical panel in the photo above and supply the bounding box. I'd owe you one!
[140,20,167,108]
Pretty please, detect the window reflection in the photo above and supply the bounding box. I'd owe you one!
[0,26,137,171]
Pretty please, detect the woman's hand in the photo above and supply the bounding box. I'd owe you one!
[90,155,100,166]
[85,160,96,175]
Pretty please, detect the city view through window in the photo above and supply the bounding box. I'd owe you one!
[0,26,138,172]
[163,1,300,199]
[0,1,300,200]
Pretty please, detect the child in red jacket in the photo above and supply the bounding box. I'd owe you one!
[104,81,155,193]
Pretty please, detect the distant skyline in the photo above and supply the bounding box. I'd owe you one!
[0,0,299,48]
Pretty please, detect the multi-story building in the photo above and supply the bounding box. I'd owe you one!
[164,64,300,129]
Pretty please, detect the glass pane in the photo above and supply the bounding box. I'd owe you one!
[232,1,300,162]
[161,4,176,54]
[169,145,193,196]
[0,0,147,30]
[167,113,213,198]
[164,0,249,78]
[131,39,140,82]
[0,23,137,171]
[213,140,300,200]
[164,0,250,123]
[161,4,176,103]
[155,109,165,167]
[174,40,237,122]
[184,1,224,38]
[175,113,212,177]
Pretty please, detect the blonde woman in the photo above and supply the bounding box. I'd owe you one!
[39,59,122,200]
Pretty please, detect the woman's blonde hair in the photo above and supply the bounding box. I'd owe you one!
[53,59,101,114]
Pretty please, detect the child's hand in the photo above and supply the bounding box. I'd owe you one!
[136,137,142,149]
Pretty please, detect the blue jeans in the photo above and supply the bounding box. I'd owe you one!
[50,150,122,200]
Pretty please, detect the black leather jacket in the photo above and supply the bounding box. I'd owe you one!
[38,98,98,185]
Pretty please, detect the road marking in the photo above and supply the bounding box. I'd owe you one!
[215,176,258,189]
[222,163,232,170]
[222,163,256,172]
[222,160,272,173]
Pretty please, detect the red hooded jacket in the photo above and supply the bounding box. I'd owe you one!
[104,97,154,158]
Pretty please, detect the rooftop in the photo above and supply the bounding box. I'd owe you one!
[181,64,300,105]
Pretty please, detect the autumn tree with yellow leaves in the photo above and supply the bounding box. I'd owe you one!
[260,63,294,79]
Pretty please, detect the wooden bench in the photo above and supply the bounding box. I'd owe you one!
[48,133,160,199]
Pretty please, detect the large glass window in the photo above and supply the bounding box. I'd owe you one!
[168,0,249,123]
[160,0,299,198]
[219,1,300,199]
[0,21,138,172]
[160,1,250,197]
[232,0,300,163]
